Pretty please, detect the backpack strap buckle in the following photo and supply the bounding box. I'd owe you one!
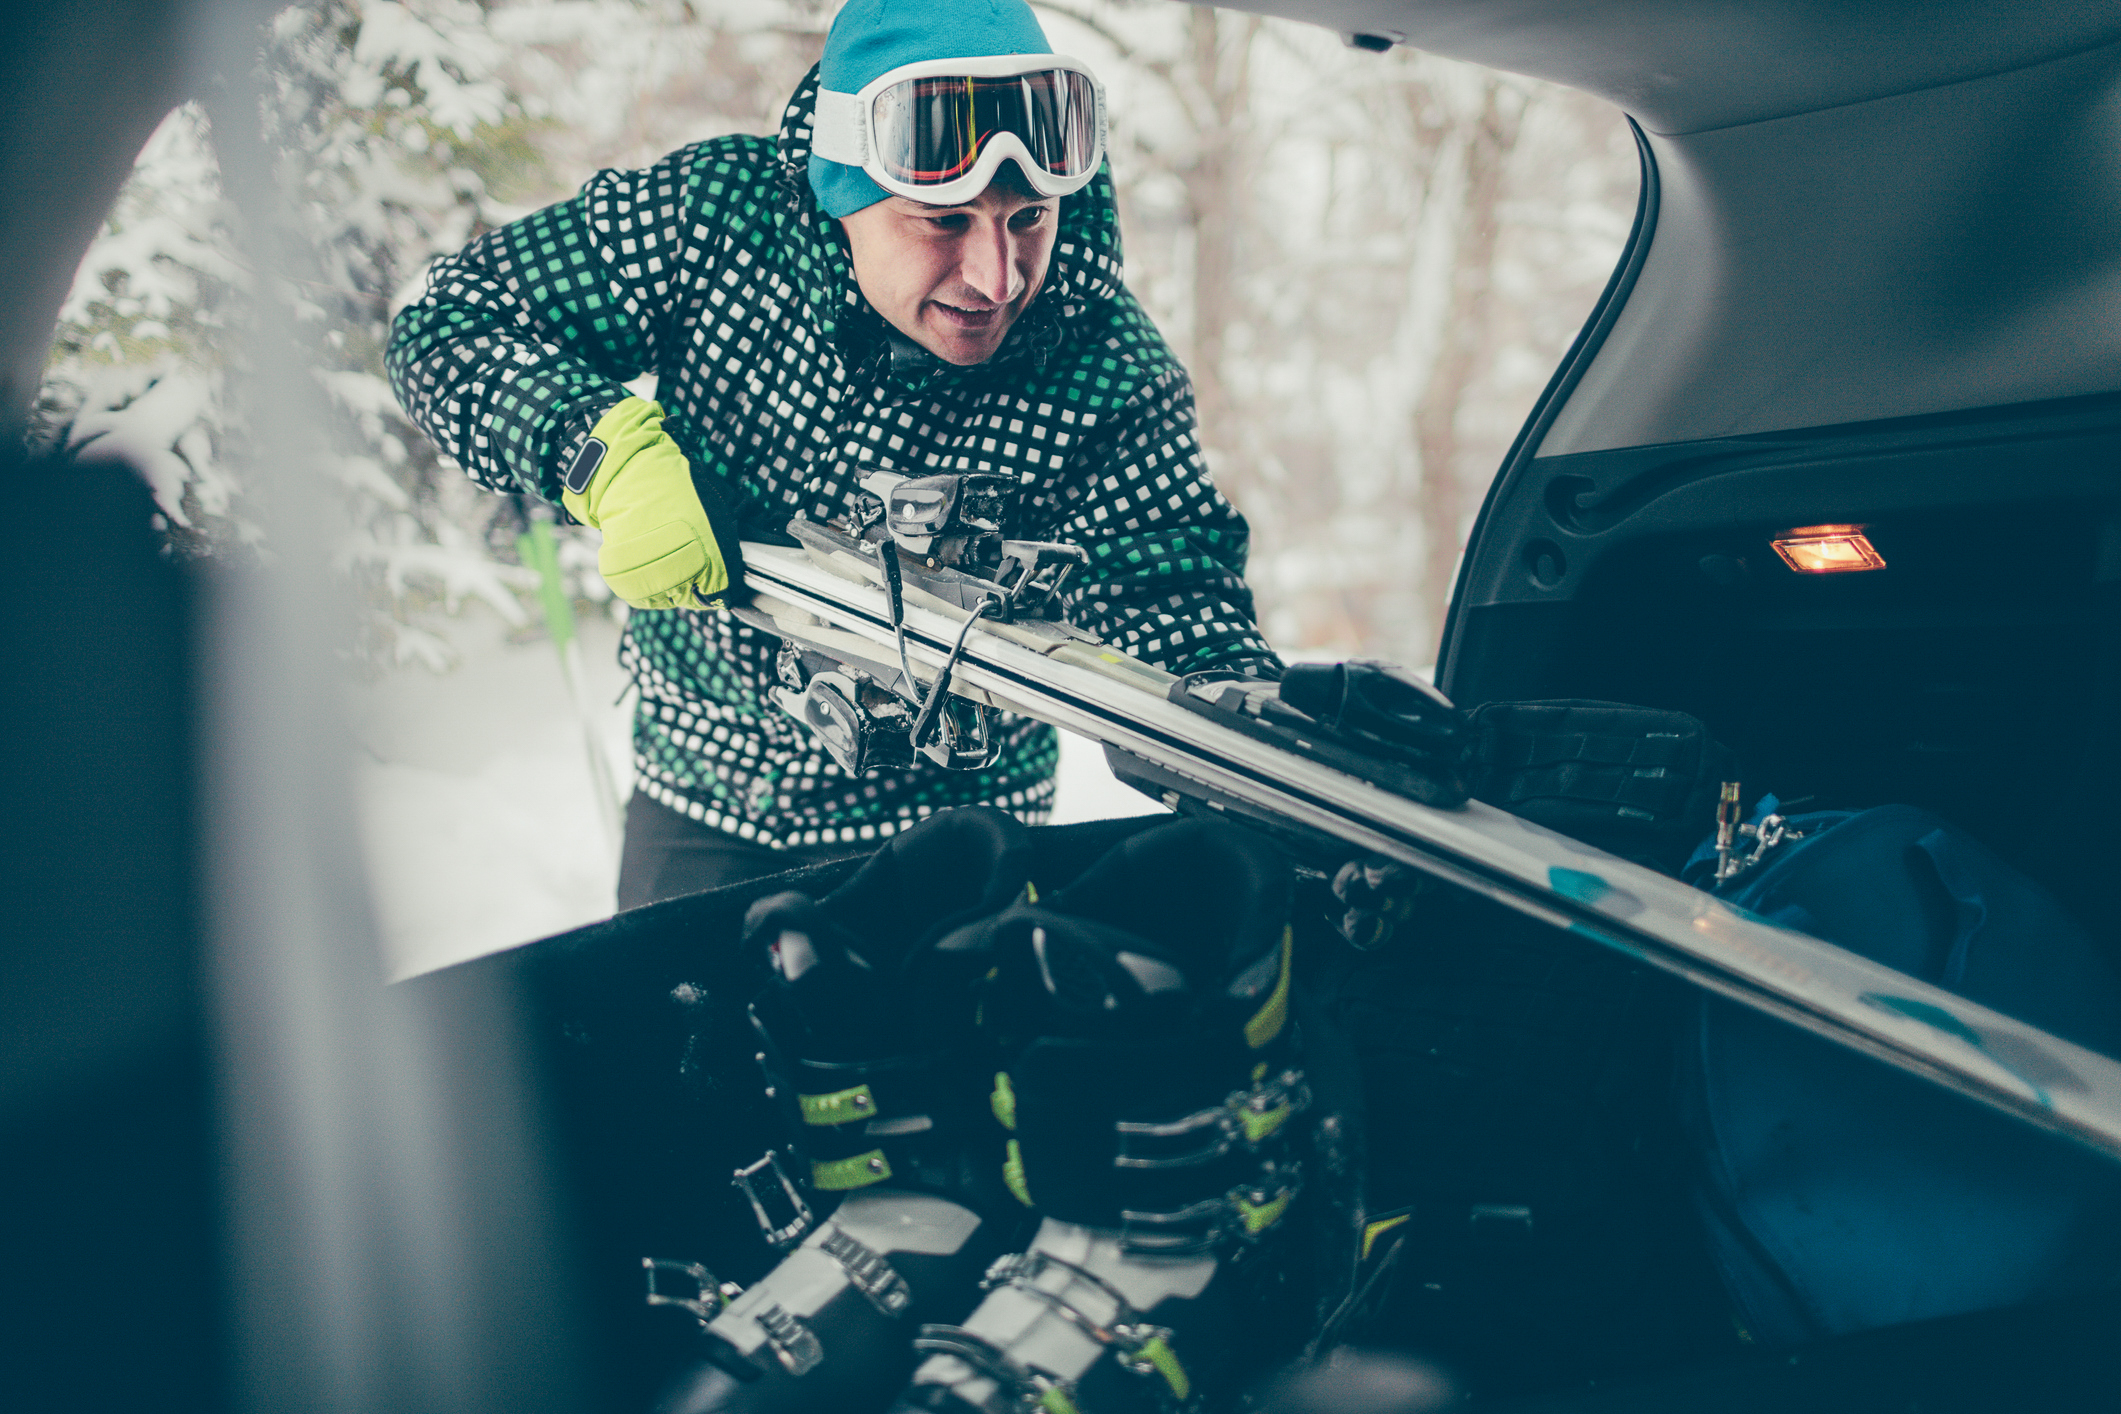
[1713,783,1809,885]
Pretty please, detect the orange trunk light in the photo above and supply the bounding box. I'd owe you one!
[1770,524,1886,574]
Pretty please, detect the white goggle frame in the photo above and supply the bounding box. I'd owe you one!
[812,53,1108,207]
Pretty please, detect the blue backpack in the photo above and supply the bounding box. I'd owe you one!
[1677,803,2121,1348]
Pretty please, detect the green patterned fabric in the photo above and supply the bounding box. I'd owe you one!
[387,67,1277,848]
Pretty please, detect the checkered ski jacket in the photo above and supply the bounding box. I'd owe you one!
[387,68,1278,849]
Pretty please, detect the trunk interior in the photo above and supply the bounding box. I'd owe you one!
[1443,391,2121,966]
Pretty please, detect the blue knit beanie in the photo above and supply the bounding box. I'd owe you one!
[809,0,1055,219]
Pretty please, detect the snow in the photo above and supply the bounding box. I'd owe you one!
[351,606,1165,980]
[69,365,219,525]
[347,606,629,980]
[1050,733,1172,830]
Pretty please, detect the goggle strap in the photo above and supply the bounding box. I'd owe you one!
[811,67,1105,206]
[812,88,869,167]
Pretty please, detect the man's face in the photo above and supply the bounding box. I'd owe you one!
[839,181,1060,366]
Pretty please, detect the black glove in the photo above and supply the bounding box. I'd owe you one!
[1169,659,1471,808]
[1276,660,1472,806]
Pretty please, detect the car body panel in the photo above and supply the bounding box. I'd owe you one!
[1544,43,2121,455]
[1196,0,2121,135]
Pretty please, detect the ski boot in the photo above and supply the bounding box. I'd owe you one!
[652,807,1039,1413]
[892,818,1311,1414]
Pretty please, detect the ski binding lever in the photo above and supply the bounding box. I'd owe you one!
[850,469,1089,623]
[1168,660,1473,809]
[739,470,1090,777]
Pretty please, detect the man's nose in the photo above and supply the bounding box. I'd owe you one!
[957,217,1022,307]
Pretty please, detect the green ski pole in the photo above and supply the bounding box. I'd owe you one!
[518,514,624,864]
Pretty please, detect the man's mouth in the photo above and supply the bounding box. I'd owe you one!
[931,300,1003,331]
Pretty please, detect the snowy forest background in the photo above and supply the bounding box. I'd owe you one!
[37,0,1637,969]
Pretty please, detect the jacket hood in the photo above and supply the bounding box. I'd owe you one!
[772,63,1125,385]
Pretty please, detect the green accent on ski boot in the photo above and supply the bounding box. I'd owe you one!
[812,1149,893,1191]
[1362,1210,1411,1261]
[1243,927,1294,1050]
[1023,881,1039,903]
[1239,1095,1293,1144]
[799,1083,877,1127]
[991,1072,1018,1130]
[1038,1388,1081,1414]
[977,966,1000,1029]
[1131,1335,1191,1402]
[1234,1185,1293,1234]
[1003,1139,1034,1206]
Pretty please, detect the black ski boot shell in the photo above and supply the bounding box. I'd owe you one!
[651,807,1038,1412]
[894,818,1311,1414]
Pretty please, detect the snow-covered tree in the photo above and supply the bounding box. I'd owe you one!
[39,103,251,553]
[39,1,541,666]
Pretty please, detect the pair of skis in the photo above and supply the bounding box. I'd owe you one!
[732,518,2121,1167]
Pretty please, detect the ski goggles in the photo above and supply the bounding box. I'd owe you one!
[812,55,1107,207]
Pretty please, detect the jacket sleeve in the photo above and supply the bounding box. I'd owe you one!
[1050,364,1283,679]
[385,145,712,503]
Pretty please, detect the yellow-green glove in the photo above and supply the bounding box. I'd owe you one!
[560,397,741,610]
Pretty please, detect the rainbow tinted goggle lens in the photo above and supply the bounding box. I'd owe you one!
[813,55,1107,206]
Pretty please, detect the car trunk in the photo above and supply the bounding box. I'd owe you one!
[1440,391,2121,962]
[1215,2,2121,1403]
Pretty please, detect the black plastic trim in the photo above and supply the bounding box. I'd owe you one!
[1436,117,1661,694]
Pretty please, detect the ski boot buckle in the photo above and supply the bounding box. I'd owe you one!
[818,1225,915,1317]
[754,1301,825,1376]
[1118,1159,1305,1256]
[982,1250,1194,1407]
[642,1256,743,1325]
[1114,1068,1311,1171]
[914,1324,1080,1414]
[733,1150,817,1251]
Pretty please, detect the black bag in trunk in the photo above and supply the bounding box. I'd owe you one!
[1467,699,1736,874]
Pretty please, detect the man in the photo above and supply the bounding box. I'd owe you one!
[388,0,1277,907]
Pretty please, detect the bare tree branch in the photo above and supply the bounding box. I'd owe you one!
[1030,0,1144,62]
